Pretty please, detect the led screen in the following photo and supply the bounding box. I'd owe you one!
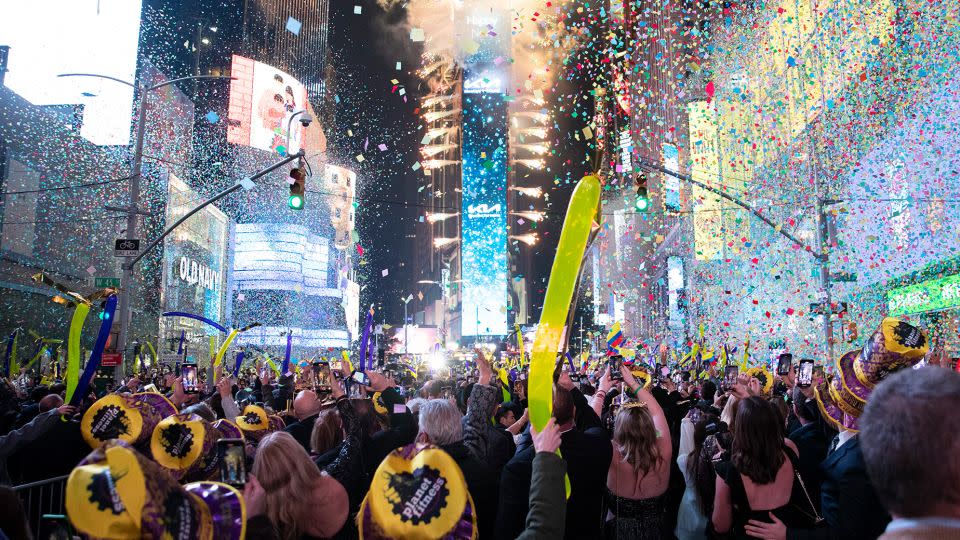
[461,90,508,336]
[226,55,308,153]
[0,0,141,145]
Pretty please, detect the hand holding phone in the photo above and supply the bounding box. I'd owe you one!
[722,365,739,390]
[351,370,371,387]
[609,356,624,381]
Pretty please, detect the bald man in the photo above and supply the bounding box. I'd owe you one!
[284,390,322,451]
[38,394,63,413]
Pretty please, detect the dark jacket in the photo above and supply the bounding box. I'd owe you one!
[497,423,612,539]
[464,383,516,473]
[787,435,890,540]
[7,416,88,485]
[361,388,417,485]
[285,413,319,452]
[442,440,499,538]
[516,452,568,540]
[788,422,830,511]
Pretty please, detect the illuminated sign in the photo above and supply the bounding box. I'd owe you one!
[160,175,229,336]
[0,0,142,145]
[464,75,504,94]
[179,257,222,292]
[461,91,508,336]
[888,274,960,316]
[232,223,331,295]
[227,55,308,153]
[663,144,681,212]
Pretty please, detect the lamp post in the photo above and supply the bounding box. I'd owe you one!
[58,72,234,380]
[401,295,413,354]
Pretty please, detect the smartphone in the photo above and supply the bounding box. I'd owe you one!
[777,353,793,376]
[39,514,71,540]
[351,370,371,386]
[142,383,159,393]
[723,365,739,390]
[216,439,247,488]
[798,359,815,388]
[313,361,331,391]
[671,373,683,385]
[609,355,623,380]
[181,363,199,394]
[330,360,343,378]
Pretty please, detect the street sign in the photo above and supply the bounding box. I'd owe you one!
[94,277,121,288]
[114,239,140,257]
[830,271,858,283]
[809,302,848,315]
[101,352,123,367]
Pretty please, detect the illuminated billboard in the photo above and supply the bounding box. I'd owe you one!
[227,55,308,153]
[159,174,229,338]
[461,91,508,336]
[0,0,141,145]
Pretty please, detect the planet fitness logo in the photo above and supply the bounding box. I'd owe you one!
[160,423,195,458]
[386,465,448,525]
[91,405,130,441]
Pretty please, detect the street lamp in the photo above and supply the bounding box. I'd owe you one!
[401,294,413,354]
[58,72,234,379]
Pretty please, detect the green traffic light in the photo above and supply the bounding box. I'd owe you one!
[288,194,304,210]
[635,196,650,212]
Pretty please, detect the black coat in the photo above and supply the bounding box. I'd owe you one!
[7,418,89,484]
[496,426,612,540]
[787,435,890,540]
[442,441,499,539]
[284,413,319,453]
[787,422,831,511]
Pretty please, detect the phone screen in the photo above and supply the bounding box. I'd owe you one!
[217,439,246,488]
[330,360,343,377]
[314,362,331,391]
[671,373,682,384]
[798,359,814,387]
[777,353,793,375]
[181,363,199,394]
[609,356,623,380]
[723,365,739,390]
[351,370,371,386]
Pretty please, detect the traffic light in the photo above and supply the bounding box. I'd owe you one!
[289,167,306,210]
[634,173,650,212]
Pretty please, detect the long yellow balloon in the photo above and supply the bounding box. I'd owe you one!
[214,329,240,368]
[64,304,91,404]
[529,175,600,430]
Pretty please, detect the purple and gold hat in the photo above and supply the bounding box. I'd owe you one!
[66,439,245,540]
[816,317,927,432]
[359,443,476,539]
[150,413,219,481]
[213,418,244,441]
[81,392,177,450]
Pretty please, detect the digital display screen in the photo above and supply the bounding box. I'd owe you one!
[227,55,308,153]
[461,89,508,336]
[0,0,141,145]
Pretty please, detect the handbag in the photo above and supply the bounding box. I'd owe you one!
[784,446,826,527]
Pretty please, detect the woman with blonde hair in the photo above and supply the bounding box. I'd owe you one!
[246,373,361,539]
[604,366,673,539]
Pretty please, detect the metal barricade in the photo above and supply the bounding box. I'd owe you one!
[13,474,69,537]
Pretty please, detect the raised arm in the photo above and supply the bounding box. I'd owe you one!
[622,366,672,460]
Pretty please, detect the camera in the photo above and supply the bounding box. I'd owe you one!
[299,112,314,127]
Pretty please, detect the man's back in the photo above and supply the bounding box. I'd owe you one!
[496,426,612,539]
[819,436,890,539]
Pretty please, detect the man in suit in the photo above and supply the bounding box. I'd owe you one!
[496,380,612,540]
[283,389,322,451]
[787,386,833,511]
[861,368,960,540]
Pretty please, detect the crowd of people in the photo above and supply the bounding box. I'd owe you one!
[0,316,958,539]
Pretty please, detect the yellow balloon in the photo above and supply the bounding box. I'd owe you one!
[529,174,600,431]
[214,329,240,368]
